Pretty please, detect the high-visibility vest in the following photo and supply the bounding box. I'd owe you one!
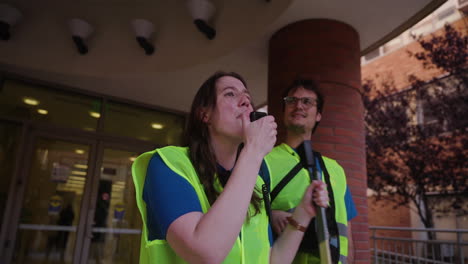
[265,143,349,264]
[132,146,271,264]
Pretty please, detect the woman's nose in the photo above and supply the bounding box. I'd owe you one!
[239,93,251,108]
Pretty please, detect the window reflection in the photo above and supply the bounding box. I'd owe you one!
[0,80,100,132]
[89,148,142,264]
[104,101,184,145]
[13,139,89,264]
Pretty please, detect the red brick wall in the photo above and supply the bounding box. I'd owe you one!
[368,197,412,234]
[368,197,413,254]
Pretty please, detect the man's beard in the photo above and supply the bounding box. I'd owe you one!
[286,124,306,134]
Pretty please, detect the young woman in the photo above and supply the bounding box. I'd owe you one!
[132,71,328,264]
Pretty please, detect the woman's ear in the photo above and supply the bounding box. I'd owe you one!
[199,108,211,123]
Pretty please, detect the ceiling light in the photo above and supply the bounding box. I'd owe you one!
[75,149,85,154]
[74,164,88,169]
[37,109,48,115]
[69,176,85,181]
[89,111,100,118]
[23,97,39,106]
[71,170,87,176]
[83,127,95,132]
[151,123,164,129]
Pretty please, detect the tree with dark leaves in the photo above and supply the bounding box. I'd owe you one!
[363,24,468,235]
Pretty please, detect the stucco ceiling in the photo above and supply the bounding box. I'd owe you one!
[0,0,446,113]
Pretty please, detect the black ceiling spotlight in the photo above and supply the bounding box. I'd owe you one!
[0,4,23,41]
[68,18,94,55]
[131,19,155,55]
[187,0,216,40]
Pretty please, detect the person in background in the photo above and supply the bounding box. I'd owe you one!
[266,79,357,264]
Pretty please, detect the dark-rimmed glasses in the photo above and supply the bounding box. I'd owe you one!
[283,96,317,108]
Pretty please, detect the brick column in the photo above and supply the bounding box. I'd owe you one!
[268,19,369,263]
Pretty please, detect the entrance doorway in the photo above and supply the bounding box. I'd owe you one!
[1,127,152,264]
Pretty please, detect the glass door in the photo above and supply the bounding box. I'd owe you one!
[2,131,151,264]
[83,147,142,264]
[11,137,93,264]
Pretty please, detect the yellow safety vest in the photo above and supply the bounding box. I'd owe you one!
[132,146,271,264]
[265,143,349,264]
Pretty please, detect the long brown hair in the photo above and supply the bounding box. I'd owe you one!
[184,71,262,216]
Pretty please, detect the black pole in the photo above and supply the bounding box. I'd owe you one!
[297,140,332,264]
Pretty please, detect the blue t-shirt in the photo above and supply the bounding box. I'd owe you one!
[143,153,273,245]
[345,188,357,221]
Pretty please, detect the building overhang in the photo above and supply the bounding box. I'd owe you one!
[0,0,447,112]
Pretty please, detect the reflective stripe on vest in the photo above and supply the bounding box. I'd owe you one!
[132,146,271,264]
[266,143,349,264]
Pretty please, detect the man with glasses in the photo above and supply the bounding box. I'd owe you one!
[265,79,357,264]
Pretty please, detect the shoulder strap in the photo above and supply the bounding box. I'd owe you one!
[270,162,303,202]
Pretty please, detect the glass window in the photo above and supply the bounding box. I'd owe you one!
[364,48,381,62]
[435,6,460,29]
[0,79,101,132]
[383,37,402,54]
[104,101,185,145]
[410,19,434,37]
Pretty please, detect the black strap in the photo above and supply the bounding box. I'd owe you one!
[258,160,272,222]
[270,162,303,202]
[262,184,272,221]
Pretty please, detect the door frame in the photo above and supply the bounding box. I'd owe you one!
[0,120,28,263]
[0,121,155,264]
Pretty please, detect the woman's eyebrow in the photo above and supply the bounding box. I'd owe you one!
[221,86,250,97]
[221,86,235,91]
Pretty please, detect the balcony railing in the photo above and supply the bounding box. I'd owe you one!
[370,226,468,264]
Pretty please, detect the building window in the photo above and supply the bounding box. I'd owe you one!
[103,101,184,145]
[364,48,381,62]
[438,6,456,20]
[417,100,438,125]
[0,78,185,145]
[0,79,101,131]
[383,37,403,54]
